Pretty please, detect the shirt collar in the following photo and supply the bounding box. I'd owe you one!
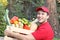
[39,21,48,27]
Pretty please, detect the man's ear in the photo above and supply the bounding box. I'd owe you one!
[47,15,49,19]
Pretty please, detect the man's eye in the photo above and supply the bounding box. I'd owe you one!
[42,13,44,15]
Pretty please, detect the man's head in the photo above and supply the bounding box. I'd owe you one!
[36,6,50,23]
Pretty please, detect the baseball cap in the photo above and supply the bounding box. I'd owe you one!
[36,6,49,14]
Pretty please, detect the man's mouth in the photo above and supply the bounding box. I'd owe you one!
[38,18,42,20]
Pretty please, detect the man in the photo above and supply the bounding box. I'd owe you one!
[4,6,54,40]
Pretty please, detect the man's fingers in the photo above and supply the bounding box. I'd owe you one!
[4,30,11,36]
[4,30,8,35]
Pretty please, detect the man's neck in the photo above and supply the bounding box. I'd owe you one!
[40,20,48,25]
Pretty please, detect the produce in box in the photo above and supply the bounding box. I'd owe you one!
[10,16,38,31]
[10,16,31,30]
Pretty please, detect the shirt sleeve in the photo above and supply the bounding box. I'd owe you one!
[32,28,47,40]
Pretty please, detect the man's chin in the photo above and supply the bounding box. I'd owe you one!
[38,20,47,24]
[38,21,43,23]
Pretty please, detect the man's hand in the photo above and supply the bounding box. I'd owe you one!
[4,30,19,40]
[4,30,12,36]
[4,29,35,40]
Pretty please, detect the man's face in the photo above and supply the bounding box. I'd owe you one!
[37,11,49,23]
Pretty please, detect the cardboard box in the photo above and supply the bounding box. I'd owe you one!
[4,25,34,40]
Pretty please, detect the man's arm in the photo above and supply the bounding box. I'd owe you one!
[4,30,35,40]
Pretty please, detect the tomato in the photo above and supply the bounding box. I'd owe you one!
[14,21,19,24]
[10,19,14,24]
[12,16,18,21]
[23,24,30,30]
[10,16,19,24]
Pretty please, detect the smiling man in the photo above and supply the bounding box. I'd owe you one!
[4,6,54,40]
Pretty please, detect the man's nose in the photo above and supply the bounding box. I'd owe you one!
[38,14,42,17]
[37,15,42,18]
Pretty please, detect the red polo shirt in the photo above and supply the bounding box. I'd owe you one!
[32,22,54,40]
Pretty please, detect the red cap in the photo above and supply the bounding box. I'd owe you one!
[36,6,49,14]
